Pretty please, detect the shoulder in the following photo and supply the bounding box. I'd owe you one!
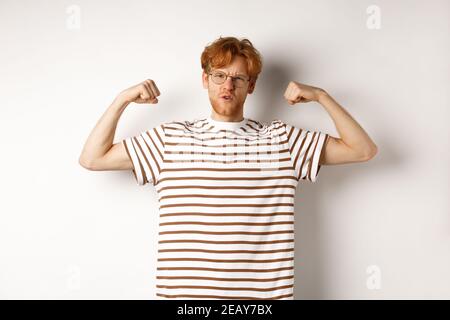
[246,118,287,133]
[161,118,209,133]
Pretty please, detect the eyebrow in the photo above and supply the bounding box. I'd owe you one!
[215,69,249,77]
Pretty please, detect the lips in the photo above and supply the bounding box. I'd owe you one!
[220,95,233,100]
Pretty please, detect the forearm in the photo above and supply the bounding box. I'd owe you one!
[79,96,130,165]
[317,90,377,156]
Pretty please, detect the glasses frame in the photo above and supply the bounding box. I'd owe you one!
[208,70,251,88]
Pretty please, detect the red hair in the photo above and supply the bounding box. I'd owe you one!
[201,36,263,83]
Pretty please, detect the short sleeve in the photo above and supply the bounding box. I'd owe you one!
[284,123,329,183]
[122,124,165,186]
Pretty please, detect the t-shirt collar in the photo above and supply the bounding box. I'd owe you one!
[206,115,248,131]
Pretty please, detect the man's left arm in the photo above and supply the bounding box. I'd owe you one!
[284,81,378,165]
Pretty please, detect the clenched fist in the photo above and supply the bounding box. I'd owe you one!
[118,79,161,104]
[284,81,325,105]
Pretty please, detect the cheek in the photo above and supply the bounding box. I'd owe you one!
[207,85,218,96]
[208,90,221,103]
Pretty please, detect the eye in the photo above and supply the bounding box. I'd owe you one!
[214,73,225,79]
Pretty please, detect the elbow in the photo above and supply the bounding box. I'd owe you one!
[79,156,94,170]
[362,145,378,161]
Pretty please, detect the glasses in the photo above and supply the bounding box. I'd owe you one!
[208,70,250,88]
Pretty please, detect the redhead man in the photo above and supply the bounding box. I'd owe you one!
[79,36,377,300]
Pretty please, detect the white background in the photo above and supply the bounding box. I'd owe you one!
[1,0,449,299]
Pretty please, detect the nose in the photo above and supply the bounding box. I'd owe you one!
[222,76,235,90]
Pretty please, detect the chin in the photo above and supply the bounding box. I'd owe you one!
[210,100,242,116]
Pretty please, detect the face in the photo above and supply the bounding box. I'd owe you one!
[202,55,256,119]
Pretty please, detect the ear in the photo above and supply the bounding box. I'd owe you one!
[202,71,209,89]
[247,79,256,94]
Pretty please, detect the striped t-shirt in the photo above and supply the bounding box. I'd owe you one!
[122,116,329,300]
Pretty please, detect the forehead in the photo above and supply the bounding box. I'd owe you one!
[214,56,249,76]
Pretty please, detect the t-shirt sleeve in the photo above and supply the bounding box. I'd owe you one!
[121,124,165,186]
[284,123,329,183]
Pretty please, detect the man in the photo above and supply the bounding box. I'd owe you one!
[79,36,377,299]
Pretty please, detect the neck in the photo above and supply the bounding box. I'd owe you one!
[210,110,244,122]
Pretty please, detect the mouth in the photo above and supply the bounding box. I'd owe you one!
[220,95,233,101]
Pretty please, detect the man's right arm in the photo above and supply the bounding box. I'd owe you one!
[78,97,132,171]
[78,79,160,171]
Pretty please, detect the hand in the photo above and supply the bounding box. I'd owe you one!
[283,81,325,105]
[118,79,161,104]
